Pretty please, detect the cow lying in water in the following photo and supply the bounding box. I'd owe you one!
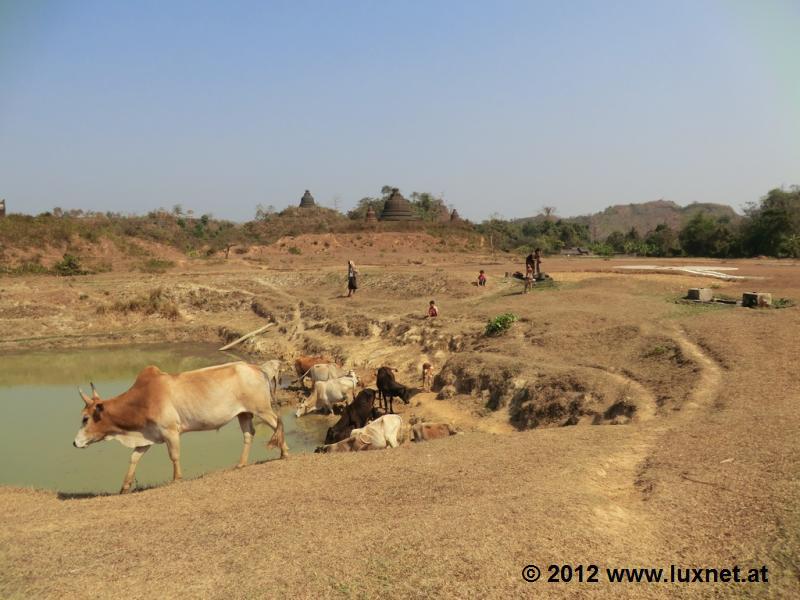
[412,422,460,442]
[73,361,288,494]
[315,414,402,453]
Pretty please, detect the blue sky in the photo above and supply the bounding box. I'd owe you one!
[1,0,798,221]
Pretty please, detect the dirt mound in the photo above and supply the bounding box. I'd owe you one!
[434,353,524,410]
[506,374,640,429]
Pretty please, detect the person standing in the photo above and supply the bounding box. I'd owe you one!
[347,260,358,297]
[477,270,487,286]
[525,252,535,273]
[524,263,534,293]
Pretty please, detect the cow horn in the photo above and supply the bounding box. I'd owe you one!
[78,387,92,406]
[90,382,100,400]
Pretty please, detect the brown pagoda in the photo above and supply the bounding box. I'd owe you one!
[380,188,416,221]
[299,190,316,208]
[450,208,461,222]
[365,206,378,224]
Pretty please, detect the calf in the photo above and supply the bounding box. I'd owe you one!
[412,422,460,442]
[376,366,412,414]
[324,388,377,445]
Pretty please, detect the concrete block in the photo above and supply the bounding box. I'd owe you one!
[742,292,772,308]
[687,288,713,302]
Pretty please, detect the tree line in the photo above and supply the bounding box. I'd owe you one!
[476,186,800,258]
[3,185,798,260]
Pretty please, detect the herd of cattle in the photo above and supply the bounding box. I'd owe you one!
[72,355,457,493]
[294,355,454,452]
[293,355,414,417]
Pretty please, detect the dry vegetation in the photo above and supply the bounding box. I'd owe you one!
[0,240,798,598]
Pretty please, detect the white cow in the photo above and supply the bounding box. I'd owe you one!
[296,371,359,417]
[350,414,402,449]
[259,359,282,398]
[307,363,348,386]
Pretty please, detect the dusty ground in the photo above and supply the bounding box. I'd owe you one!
[0,245,798,598]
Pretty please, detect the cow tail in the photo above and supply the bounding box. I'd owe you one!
[266,414,286,451]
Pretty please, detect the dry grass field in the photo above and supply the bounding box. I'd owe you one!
[0,243,798,598]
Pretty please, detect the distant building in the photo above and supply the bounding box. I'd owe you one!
[450,209,461,222]
[365,206,378,224]
[0,199,5,218]
[380,188,417,221]
[299,190,316,208]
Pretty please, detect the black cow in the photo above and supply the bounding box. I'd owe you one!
[376,366,412,414]
[324,388,377,445]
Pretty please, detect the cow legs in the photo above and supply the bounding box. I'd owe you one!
[237,412,256,468]
[120,445,150,494]
[257,410,289,458]
[163,430,182,482]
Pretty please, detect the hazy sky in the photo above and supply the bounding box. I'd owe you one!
[1,0,798,222]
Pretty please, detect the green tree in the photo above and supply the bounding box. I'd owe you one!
[605,231,625,252]
[347,197,384,220]
[645,223,681,257]
[679,213,736,257]
[741,186,800,257]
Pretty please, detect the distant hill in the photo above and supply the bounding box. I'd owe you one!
[518,199,740,240]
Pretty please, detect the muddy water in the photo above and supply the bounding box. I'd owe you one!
[0,344,330,494]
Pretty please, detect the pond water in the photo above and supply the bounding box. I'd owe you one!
[0,344,330,494]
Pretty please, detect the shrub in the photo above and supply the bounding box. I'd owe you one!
[485,313,518,336]
[288,246,302,255]
[107,287,180,320]
[53,254,85,276]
